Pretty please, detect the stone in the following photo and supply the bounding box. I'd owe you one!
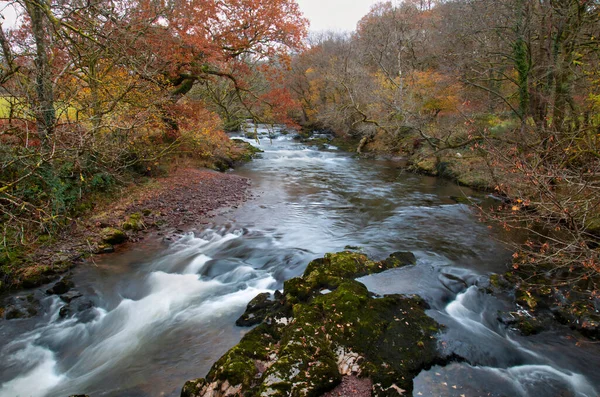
[60,289,83,303]
[59,305,70,318]
[95,244,115,254]
[383,251,417,268]
[101,228,127,245]
[46,276,74,295]
[182,251,442,397]
[236,292,277,327]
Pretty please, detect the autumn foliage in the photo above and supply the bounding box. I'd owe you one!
[0,0,307,257]
[285,0,600,289]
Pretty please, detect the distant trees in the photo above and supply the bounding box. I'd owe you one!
[288,1,464,150]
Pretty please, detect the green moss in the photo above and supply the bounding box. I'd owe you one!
[20,268,51,288]
[516,318,541,336]
[303,251,375,280]
[122,213,145,231]
[283,277,314,303]
[516,289,538,310]
[181,378,206,397]
[489,274,501,288]
[100,227,127,245]
[185,251,441,396]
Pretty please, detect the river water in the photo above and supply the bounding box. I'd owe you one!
[1,126,599,397]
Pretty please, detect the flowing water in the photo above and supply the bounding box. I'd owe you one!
[1,126,599,397]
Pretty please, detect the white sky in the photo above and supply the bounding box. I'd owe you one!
[295,0,383,33]
[1,1,384,33]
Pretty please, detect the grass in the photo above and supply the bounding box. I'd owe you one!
[0,96,78,121]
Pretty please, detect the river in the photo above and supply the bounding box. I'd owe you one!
[1,125,598,397]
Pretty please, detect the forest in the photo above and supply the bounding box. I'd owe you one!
[2,0,598,297]
[0,0,307,287]
[1,0,600,396]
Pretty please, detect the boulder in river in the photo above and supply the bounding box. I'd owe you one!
[182,251,443,397]
[3,294,40,320]
[46,276,74,295]
[235,291,284,327]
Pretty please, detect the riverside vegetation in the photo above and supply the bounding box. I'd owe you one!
[0,0,304,291]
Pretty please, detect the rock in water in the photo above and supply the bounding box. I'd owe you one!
[182,251,442,397]
[46,276,74,295]
[236,292,280,327]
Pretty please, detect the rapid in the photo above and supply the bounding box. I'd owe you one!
[1,125,599,397]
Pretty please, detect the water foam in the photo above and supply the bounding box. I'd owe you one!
[0,344,64,397]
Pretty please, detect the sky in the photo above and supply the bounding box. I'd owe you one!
[0,0,383,33]
[295,0,383,33]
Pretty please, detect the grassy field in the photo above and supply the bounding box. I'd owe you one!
[0,97,27,119]
[0,96,78,120]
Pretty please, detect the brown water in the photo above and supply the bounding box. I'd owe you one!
[1,127,598,397]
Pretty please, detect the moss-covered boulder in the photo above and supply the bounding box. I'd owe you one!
[236,291,286,327]
[122,213,145,231]
[182,251,442,397]
[230,139,264,163]
[100,227,127,245]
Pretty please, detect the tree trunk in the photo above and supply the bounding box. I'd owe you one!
[24,0,55,141]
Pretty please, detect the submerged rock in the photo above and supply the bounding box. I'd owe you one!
[182,251,442,397]
[2,294,40,320]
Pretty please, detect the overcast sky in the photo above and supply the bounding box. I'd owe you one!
[0,1,384,33]
[296,0,383,33]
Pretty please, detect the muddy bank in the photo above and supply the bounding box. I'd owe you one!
[0,167,251,298]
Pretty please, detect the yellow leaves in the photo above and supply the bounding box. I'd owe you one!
[404,69,462,115]
[511,205,520,211]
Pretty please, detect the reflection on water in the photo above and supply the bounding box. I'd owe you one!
[0,126,598,397]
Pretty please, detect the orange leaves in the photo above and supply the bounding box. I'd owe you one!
[404,70,462,116]
[143,0,307,68]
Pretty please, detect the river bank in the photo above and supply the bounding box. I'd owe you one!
[0,167,251,319]
[0,139,260,299]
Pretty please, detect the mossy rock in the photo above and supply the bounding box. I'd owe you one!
[20,267,52,289]
[516,289,539,310]
[230,139,264,163]
[383,251,417,268]
[182,251,441,397]
[181,379,206,397]
[303,251,379,280]
[236,292,286,327]
[122,213,145,231]
[100,227,127,245]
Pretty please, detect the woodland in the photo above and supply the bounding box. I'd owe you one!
[1,0,599,299]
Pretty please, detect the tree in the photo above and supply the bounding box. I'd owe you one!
[0,0,308,254]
